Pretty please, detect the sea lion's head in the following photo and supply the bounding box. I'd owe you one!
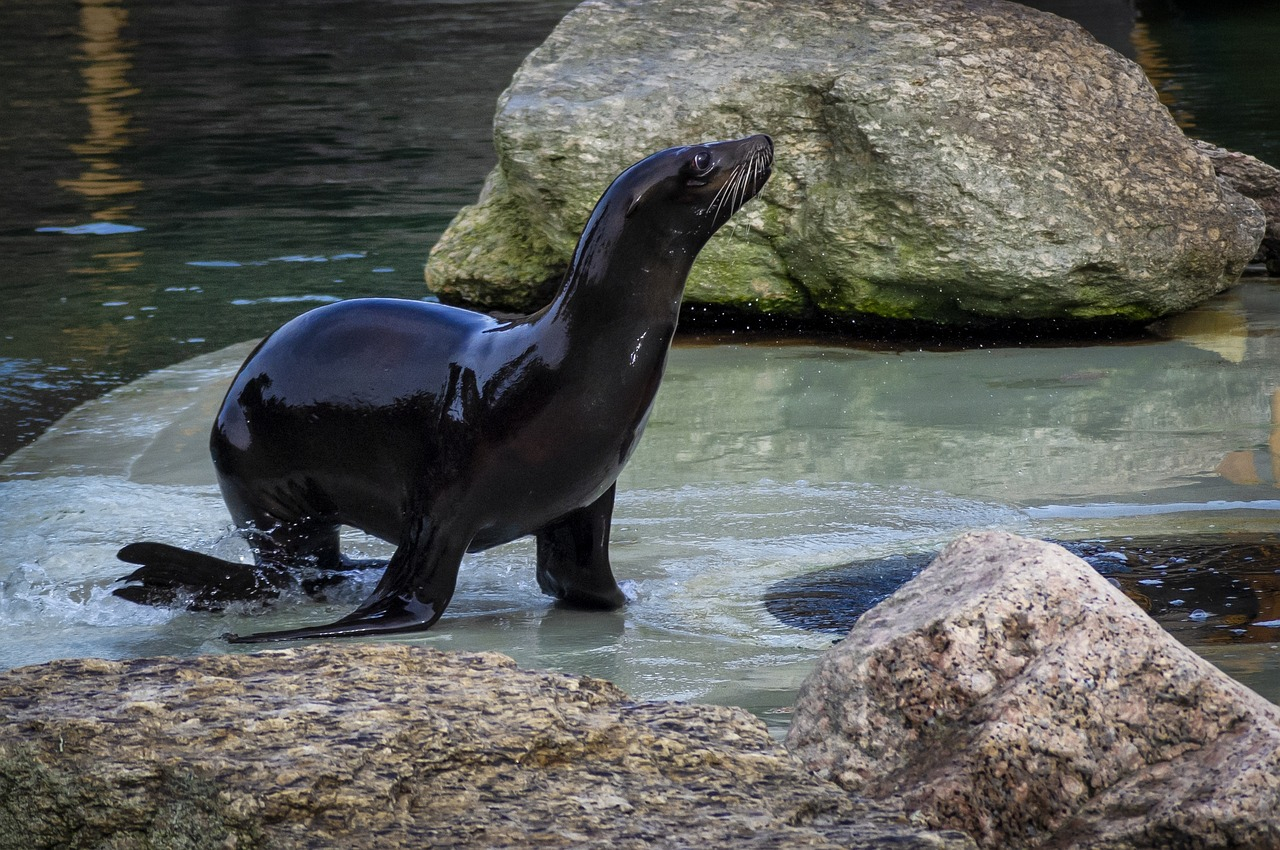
[613,134,774,242]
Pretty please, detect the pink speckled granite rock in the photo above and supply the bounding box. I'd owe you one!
[786,530,1280,849]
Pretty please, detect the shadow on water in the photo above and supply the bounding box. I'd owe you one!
[765,533,1280,646]
[677,302,1160,353]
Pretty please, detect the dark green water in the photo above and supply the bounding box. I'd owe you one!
[1,0,1278,460]
[1131,0,1280,163]
[0,0,579,458]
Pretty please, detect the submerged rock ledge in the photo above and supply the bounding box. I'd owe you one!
[0,644,969,850]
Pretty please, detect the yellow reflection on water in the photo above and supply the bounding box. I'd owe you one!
[1130,20,1196,130]
[60,0,144,220]
[70,249,143,276]
[56,0,148,326]
[60,319,140,362]
[1158,297,1250,364]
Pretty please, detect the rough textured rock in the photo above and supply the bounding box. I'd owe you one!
[0,644,974,850]
[1195,139,1280,274]
[786,530,1280,850]
[424,0,1265,325]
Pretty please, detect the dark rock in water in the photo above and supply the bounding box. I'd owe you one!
[766,533,1280,644]
[766,552,932,635]
[0,644,975,850]
[787,531,1280,850]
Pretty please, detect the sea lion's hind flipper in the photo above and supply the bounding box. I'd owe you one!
[224,521,465,643]
[114,541,287,609]
[222,593,442,643]
[535,485,626,610]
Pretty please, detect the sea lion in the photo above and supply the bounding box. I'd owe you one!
[115,134,774,642]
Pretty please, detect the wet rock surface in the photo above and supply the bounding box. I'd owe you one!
[425,0,1265,325]
[786,531,1280,849]
[0,644,974,850]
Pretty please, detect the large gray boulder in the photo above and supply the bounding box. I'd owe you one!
[0,644,974,850]
[424,0,1265,326]
[786,531,1280,849]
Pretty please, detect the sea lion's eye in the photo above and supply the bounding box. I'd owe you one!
[691,150,713,174]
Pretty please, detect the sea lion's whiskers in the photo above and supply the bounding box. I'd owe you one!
[708,161,747,235]
[729,166,750,237]
[707,164,740,218]
[731,167,748,213]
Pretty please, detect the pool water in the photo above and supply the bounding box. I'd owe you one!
[2,0,1280,727]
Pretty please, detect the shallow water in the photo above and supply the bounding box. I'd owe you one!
[3,1,1280,725]
[6,281,1280,724]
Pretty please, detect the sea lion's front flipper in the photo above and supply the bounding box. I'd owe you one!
[225,521,465,643]
[535,484,626,610]
[114,541,288,608]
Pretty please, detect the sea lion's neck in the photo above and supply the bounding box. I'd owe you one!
[544,205,703,334]
[521,213,700,408]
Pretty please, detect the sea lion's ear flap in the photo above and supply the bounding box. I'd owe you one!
[625,191,644,218]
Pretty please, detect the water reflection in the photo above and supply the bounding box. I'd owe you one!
[1217,388,1280,487]
[0,0,583,458]
[1130,18,1197,130]
[53,0,150,369]
[1024,0,1280,163]
[1130,0,1280,164]
[62,0,144,228]
[631,325,1276,505]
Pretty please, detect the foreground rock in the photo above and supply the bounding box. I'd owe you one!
[0,644,973,850]
[425,0,1265,325]
[786,531,1280,849]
